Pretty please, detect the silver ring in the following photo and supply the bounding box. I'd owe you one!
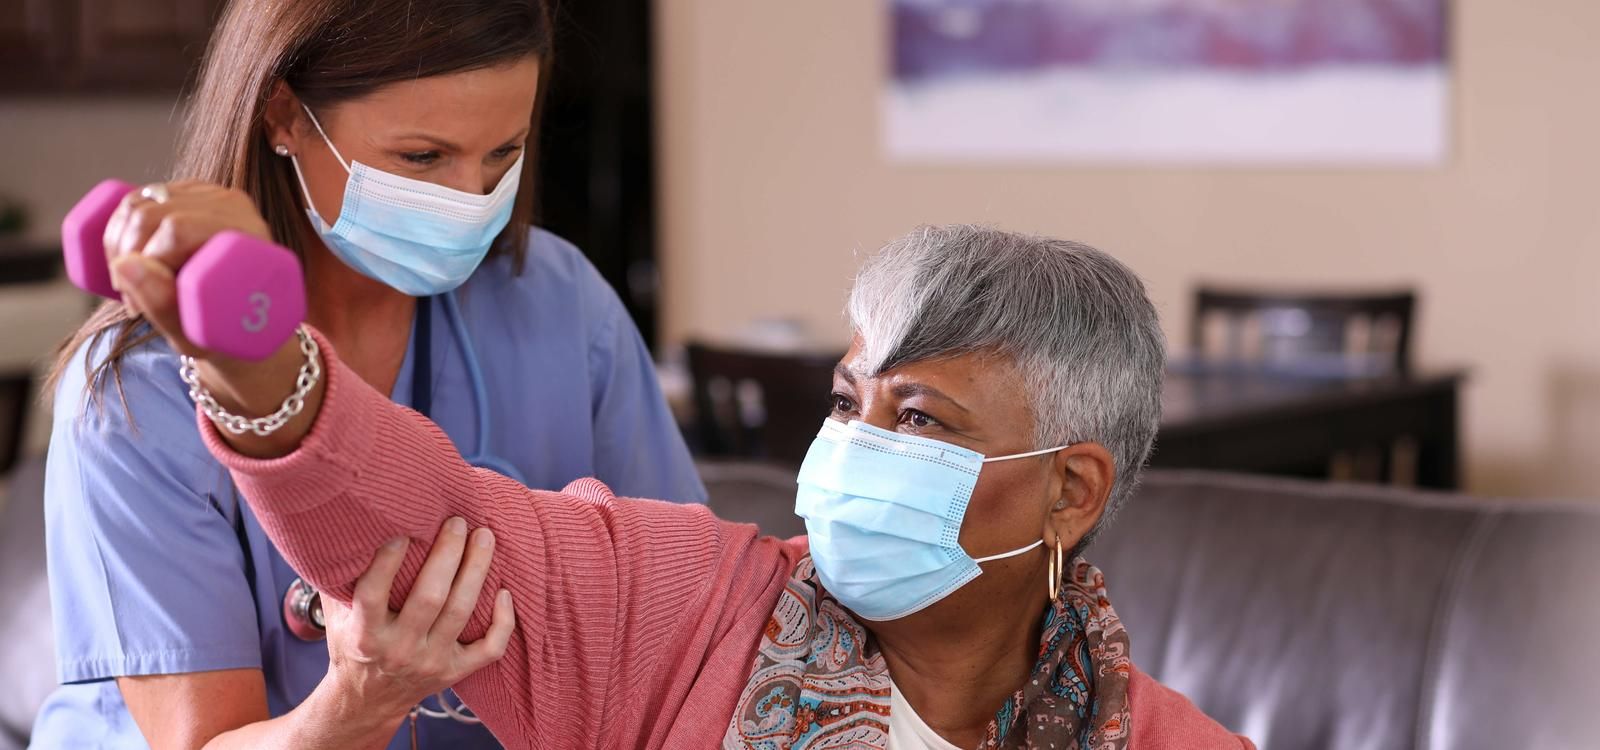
[138,183,171,204]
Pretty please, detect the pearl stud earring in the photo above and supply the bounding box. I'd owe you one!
[274,144,291,157]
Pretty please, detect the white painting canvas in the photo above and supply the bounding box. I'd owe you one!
[885,0,1451,165]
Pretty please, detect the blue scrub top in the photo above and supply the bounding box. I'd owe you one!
[31,229,706,749]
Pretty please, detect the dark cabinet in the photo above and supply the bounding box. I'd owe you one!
[1,0,223,94]
[0,1,72,92]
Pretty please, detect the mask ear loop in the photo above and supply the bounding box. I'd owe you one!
[972,538,1044,564]
[299,103,351,172]
[982,443,1073,463]
[289,103,353,228]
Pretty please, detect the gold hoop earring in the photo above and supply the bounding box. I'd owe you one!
[1054,540,1064,598]
[1047,538,1060,601]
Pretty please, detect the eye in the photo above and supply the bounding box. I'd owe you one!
[401,151,441,165]
[490,144,523,161]
[901,409,939,430]
[829,392,857,416]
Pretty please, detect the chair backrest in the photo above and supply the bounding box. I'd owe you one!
[1191,287,1417,376]
[0,241,62,476]
[686,342,840,466]
[0,373,29,477]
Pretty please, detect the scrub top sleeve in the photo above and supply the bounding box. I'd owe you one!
[586,295,708,505]
[44,365,262,684]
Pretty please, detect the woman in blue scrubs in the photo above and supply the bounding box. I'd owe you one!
[32,1,703,748]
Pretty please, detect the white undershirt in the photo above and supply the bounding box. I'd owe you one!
[888,679,965,750]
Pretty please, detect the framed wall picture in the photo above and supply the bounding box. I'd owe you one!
[886,0,1450,166]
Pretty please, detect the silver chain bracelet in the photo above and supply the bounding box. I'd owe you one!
[180,326,322,436]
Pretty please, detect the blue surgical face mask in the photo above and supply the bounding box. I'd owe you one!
[795,418,1071,621]
[289,105,521,296]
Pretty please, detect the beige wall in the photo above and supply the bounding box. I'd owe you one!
[3,3,1596,499]
[655,0,1600,499]
[0,98,180,458]
[1,99,181,245]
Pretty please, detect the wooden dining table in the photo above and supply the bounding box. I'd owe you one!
[1155,365,1465,489]
[676,346,1469,490]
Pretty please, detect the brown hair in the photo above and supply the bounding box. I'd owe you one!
[45,0,554,414]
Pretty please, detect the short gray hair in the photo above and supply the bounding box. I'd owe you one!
[847,225,1166,549]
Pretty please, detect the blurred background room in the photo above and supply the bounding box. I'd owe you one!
[2,1,1598,749]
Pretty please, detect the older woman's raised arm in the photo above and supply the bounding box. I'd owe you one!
[195,329,795,748]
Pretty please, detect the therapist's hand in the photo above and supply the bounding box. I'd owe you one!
[106,180,317,459]
[316,516,516,732]
[104,180,273,356]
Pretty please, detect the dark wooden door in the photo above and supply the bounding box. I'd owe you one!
[537,0,660,347]
[0,0,73,92]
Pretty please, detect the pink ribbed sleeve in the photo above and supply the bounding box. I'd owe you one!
[197,330,807,749]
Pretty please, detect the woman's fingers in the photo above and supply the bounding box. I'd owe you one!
[428,527,495,643]
[101,182,272,325]
[351,536,411,625]
[137,209,226,272]
[395,517,470,634]
[110,255,202,355]
[457,589,515,675]
[103,192,169,289]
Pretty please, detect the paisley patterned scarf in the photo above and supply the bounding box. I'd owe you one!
[724,556,1133,750]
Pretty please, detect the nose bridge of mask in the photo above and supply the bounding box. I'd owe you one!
[802,419,983,521]
[300,103,521,219]
[800,420,1058,558]
[355,154,524,224]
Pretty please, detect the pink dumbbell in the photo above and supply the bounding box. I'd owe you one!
[62,179,306,361]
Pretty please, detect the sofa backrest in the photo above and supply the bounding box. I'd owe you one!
[1093,470,1600,750]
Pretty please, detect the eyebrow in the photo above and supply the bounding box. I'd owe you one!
[390,129,530,152]
[835,364,973,416]
[393,133,462,151]
[891,382,973,416]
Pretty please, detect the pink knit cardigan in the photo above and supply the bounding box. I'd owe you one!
[198,336,1253,750]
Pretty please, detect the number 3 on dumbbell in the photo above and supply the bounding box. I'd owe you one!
[242,292,272,333]
[61,179,306,361]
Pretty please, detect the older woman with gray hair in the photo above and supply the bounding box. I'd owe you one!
[122,224,1252,749]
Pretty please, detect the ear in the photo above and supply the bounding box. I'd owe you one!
[1043,442,1115,553]
[262,81,308,156]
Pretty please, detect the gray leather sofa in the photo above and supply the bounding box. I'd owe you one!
[6,463,1597,749]
[705,465,1600,750]
[1094,471,1600,750]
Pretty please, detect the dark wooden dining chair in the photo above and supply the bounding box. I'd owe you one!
[0,372,30,477]
[685,342,842,466]
[1190,287,1417,377]
[0,244,57,479]
[1189,286,1421,485]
